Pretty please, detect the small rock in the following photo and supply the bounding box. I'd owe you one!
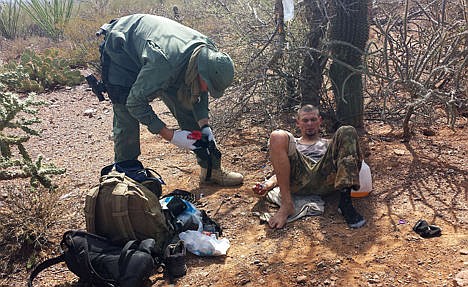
[317,261,326,268]
[296,275,307,283]
[460,249,468,255]
[394,149,406,156]
[84,108,96,117]
[454,269,468,286]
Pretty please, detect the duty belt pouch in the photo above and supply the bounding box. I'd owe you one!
[106,84,131,105]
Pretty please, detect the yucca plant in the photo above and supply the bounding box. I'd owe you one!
[0,0,22,39]
[19,0,76,41]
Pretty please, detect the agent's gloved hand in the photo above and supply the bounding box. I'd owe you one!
[170,130,202,151]
[201,125,215,143]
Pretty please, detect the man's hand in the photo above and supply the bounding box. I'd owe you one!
[170,130,201,150]
[252,177,277,196]
[201,125,215,143]
[252,183,268,196]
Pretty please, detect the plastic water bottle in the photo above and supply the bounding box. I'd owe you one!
[351,161,372,198]
[283,0,294,21]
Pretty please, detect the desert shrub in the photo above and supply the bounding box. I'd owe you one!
[0,184,61,273]
[0,48,84,92]
[193,0,306,135]
[366,0,467,138]
[62,16,107,70]
[0,90,64,273]
[0,0,22,39]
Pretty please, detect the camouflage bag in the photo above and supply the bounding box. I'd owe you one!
[84,169,173,256]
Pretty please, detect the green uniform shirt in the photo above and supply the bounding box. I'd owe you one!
[103,14,217,133]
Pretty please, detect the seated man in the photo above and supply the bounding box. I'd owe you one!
[252,104,366,229]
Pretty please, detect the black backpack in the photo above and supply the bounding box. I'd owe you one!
[28,230,161,287]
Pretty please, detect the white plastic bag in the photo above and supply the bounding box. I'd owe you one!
[179,230,230,256]
[282,0,294,21]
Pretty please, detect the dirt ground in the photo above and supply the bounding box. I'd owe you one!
[2,82,467,287]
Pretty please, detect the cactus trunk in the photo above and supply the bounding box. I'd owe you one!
[329,0,369,128]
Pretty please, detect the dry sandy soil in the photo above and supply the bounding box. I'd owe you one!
[2,82,467,287]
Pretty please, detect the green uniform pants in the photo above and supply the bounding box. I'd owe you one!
[112,98,221,169]
[285,126,362,195]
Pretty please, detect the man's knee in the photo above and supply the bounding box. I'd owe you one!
[269,130,295,156]
[336,125,358,140]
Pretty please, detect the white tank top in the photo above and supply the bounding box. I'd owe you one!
[295,138,328,163]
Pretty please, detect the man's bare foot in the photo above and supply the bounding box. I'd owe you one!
[268,205,295,229]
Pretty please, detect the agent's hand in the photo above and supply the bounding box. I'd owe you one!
[201,125,215,143]
[170,130,201,151]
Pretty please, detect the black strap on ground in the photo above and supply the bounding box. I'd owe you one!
[206,152,213,181]
[28,254,65,287]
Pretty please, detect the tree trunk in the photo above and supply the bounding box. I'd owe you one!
[300,0,327,107]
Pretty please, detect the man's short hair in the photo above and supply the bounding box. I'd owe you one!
[297,104,320,118]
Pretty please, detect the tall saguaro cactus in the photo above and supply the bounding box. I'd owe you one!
[329,0,369,128]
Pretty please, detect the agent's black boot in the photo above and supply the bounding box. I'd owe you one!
[338,188,366,228]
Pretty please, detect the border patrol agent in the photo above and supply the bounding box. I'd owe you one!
[98,14,243,186]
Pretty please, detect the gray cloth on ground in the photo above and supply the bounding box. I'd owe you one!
[256,187,325,223]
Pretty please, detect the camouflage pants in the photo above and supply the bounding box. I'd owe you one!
[284,126,362,195]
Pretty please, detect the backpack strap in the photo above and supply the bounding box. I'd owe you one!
[84,186,99,233]
[118,240,140,276]
[111,180,137,241]
[100,171,136,241]
[28,254,65,287]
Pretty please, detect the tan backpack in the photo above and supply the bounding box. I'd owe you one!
[84,170,173,255]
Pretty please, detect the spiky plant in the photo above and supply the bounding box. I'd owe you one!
[0,91,65,188]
